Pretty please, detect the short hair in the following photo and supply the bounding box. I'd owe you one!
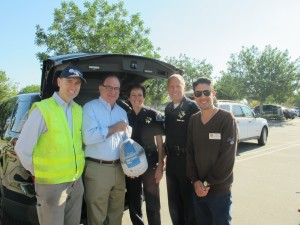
[127,83,146,98]
[100,75,120,86]
[167,74,185,87]
[192,77,213,91]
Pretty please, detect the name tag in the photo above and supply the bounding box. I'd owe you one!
[209,133,221,140]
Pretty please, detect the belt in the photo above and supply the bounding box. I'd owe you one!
[86,157,120,165]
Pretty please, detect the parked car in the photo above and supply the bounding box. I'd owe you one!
[0,53,182,225]
[294,107,300,117]
[283,108,297,119]
[253,104,284,120]
[217,100,268,145]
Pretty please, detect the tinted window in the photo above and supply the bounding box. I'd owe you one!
[263,105,272,112]
[0,97,17,139]
[10,100,33,133]
[232,105,244,117]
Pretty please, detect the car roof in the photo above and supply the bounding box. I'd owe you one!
[217,100,244,106]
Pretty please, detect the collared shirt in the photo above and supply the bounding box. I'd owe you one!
[15,92,75,174]
[164,96,199,147]
[82,97,128,161]
[127,106,164,147]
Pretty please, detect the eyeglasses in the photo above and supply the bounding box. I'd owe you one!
[194,90,211,97]
[102,85,120,92]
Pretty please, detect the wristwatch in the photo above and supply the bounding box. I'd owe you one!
[203,180,210,187]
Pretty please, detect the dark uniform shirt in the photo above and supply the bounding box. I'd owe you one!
[127,106,164,148]
[164,97,199,148]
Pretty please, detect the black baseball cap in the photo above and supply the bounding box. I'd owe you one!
[60,66,87,84]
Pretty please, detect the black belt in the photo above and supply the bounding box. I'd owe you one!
[86,157,120,165]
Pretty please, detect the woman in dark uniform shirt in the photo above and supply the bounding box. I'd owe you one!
[125,83,164,225]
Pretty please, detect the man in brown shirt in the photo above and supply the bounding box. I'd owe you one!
[186,77,237,225]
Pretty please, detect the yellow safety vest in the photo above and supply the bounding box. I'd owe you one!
[31,97,85,184]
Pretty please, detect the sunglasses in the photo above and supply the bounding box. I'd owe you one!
[194,90,212,97]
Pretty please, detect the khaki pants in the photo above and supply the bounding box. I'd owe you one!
[35,178,84,225]
[84,160,125,225]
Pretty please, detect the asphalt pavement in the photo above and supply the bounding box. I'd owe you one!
[123,118,300,225]
[232,117,300,224]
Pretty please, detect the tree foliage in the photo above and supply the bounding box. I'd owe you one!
[18,85,40,94]
[214,73,243,100]
[144,54,213,106]
[144,78,168,108]
[35,0,160,62]
[0,69,17,102]
[216,45,299,108]
[165,54,213,91]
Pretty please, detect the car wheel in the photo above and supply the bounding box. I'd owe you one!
[258,127,268,146]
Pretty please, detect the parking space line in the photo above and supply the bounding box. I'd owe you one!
[236,142,300,162]
[238,139,300,156]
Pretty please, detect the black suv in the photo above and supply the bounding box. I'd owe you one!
[253,104,285,120]
[0,53,181,225]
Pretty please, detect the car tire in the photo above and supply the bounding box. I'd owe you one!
[258,127,268,146]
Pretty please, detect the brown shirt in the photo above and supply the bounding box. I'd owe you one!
[186,109,237,195]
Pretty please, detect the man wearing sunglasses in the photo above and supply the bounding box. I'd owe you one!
[186,77,238,225]
[164,74,199,225]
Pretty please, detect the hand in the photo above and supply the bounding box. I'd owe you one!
[114,120,127,132]
[194,180,210,197]
[107,120,128,138]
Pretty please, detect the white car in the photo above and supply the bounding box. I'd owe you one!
[217,101,268,145]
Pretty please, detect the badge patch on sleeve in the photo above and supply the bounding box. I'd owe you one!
[227,137,235,144]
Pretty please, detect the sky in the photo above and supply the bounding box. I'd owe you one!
[1,0,300,89]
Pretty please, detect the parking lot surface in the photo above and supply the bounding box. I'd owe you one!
[123,118,300,225]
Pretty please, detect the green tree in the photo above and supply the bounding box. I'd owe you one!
[18,85,40,94]
[144,54,213,106]
[0,69,17,102]
[219,45,299,112]
[294,93,300,107]
[35,0,160,62]
[165,54,213,91]
[215,74,243,100]
[144,78,168,108]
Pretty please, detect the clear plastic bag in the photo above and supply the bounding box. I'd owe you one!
[120,138,148,177]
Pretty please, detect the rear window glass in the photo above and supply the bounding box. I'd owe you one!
[10,100,33,133]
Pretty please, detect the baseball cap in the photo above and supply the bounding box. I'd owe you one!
[60,66,87,83]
